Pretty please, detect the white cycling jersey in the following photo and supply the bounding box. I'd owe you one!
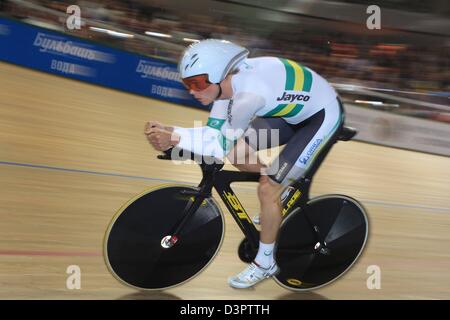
[174,57,338,159]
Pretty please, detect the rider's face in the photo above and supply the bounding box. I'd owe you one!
[189,84,219,106]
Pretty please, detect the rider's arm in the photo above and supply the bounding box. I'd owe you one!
[173,92,265,159]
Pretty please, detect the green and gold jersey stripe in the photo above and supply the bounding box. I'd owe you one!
[282,59,312,92]
[265,59,313,118]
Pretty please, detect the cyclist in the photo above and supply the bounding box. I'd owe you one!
[145,39,344,289]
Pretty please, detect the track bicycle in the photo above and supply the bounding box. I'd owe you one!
[104,125,369,291]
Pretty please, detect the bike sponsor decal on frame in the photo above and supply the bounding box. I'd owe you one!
[282,189,302,216]
[223,191,252,224]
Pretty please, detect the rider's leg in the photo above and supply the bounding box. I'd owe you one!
[254,174,283,268]
[227,137,266,173]
[227,170,285,289]
[227,136,284,239]
[228,100,344,289]
[252,104,342,267]
[227,117,297,173]
[228,120,295,289]
[228,118,296,226]
[258,175,283,244]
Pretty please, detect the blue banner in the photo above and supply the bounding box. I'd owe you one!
[0,17,206,109]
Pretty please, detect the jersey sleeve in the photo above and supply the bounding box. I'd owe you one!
[173,93,265,159]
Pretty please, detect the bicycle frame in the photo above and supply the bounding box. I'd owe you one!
[159,153,313,251]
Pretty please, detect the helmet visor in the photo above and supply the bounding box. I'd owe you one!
[182,74,212,91]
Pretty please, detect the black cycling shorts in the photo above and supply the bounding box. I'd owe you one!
[243,97,344,185]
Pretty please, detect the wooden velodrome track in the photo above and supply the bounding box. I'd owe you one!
[0,62,449,300]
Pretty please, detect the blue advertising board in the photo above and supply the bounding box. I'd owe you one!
[0,17,205,109]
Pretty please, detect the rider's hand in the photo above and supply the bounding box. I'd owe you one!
[145,127,180,151]
[144,121,174,134]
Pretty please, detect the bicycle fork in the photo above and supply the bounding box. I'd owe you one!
[160,166,217,249]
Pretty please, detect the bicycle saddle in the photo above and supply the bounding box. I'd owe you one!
[338,126,357,141]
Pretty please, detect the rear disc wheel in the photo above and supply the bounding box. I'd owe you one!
[274,195,369,291]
